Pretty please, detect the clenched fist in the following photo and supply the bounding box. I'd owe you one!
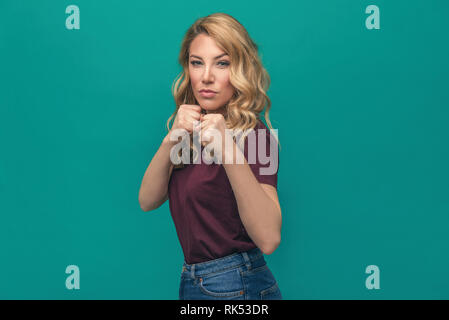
[170,104,202,134]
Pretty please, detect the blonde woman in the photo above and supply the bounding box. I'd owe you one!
[139,13,282,300]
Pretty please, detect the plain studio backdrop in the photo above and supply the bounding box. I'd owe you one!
[0,0,448,299]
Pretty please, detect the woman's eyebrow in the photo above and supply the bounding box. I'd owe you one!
[189,53,229,60]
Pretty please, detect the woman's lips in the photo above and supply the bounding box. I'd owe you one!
[199,91,217,98]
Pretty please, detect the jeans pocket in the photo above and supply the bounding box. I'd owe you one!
[260,282,282,300]
[198,268,245,298]
[241,263,282,300]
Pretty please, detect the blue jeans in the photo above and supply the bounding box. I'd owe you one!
[179,247,282,300]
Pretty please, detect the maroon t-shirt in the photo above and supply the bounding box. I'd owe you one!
[167,119,279,264]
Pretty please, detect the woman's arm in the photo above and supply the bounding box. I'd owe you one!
[199,114,282,254]
[139,104,201,211]
[138,133,176,212]
[222,140,282,255]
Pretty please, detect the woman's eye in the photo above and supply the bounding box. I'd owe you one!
[190,61,229,67]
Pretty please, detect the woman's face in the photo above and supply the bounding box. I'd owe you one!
[188,34,235,115]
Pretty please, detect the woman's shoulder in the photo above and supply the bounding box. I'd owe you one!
[254,118,266,130]
[253,119,279,148]
[243,118,275,148]
[255,118,274,135]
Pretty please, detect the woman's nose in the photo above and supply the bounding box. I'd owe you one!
[202,66,214,83]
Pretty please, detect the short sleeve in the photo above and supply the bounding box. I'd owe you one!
[243,120,279,189]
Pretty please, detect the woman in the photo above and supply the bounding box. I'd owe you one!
[138,13,282,300]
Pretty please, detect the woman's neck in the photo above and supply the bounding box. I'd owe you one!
[205,106,227,118]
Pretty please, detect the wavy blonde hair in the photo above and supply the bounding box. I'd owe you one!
[167,13,279,168]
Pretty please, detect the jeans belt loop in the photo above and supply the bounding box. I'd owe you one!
[241,251,251,270]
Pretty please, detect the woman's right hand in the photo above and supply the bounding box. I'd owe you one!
[141,106,202,211]
[170,104,202,134]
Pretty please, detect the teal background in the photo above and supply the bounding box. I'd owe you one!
[1,0,448,299]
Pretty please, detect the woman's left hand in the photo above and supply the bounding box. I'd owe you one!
[197,113,230,163]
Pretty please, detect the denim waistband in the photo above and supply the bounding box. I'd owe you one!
[182,247,264,278]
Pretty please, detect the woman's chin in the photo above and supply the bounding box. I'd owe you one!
[202,105,221,113]
[196,100,227,114]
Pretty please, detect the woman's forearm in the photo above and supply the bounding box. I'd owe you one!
[222,141,282,254]
[138,133,176,211]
